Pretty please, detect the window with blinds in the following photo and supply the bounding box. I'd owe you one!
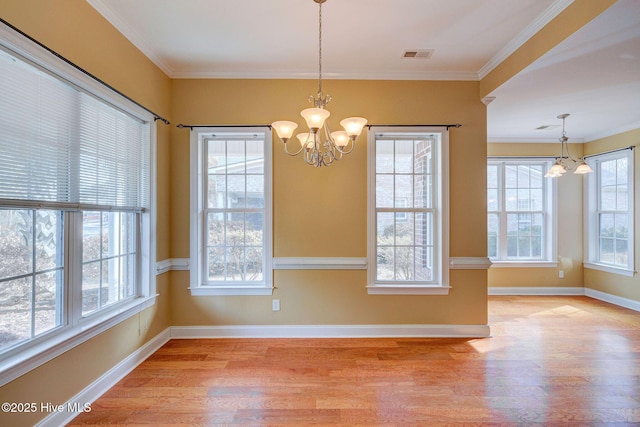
[0,47,150,211]
[0,24,155,376]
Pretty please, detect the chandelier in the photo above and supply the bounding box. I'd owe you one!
[544,114,593,178]
[271,0,367,167]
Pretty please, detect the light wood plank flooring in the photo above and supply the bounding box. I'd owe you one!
[68,296,640,426]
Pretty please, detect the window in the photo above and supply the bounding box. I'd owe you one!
[488,159,556,266]
[0,25,155,382]
[367,127,449,295]
[584,149,634,276]
[190,128,273,295]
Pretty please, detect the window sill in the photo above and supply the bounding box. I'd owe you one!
[584,262,635,277]
[0,294,157,387]
[490,261,558,268]
[367,285,451,295]
[190,286,274,296]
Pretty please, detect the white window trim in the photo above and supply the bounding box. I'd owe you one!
[367,126,449,295]
[488,158,558,268]
[584,149,635,276]
[189,127,273,296]
[0,23,157,386]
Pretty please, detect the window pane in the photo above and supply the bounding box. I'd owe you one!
[226,140,245,173]
[34,271,61,336]
[0,277,31,350]
[0,209,33,278]
[599,237,614,264]
[395,175,412,207]
[247,175,264,208]
[246,140,264,174]
[376,140,394,174]
[208,139,227,173]
[227,175,246,209]
[395,247,414,280]
[208,175,226,209]
[395,139,413,173]
[377,212,394,246]
[376,245,394,281]
[487,188,498,212]
[376,175,394,208]
[615,239,628,266]
[82,211,136,316]
[0,209,63,351]
[488,213,499,258]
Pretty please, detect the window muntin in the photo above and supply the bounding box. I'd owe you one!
[368,127,449,293]
[585,150,634,274]
[488,159,556,264]
[0,26,155,370]
[191,129,273,295]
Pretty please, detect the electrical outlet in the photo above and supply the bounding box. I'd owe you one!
[272,299,280,311]
[558,270,564,279]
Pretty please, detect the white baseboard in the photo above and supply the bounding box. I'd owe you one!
[171,324,490,339]
[36,328,171,427]
[585,288,640,312]
[489,287,585,295]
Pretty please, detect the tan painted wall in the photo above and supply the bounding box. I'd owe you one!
[487,143,585,288]
[0,2,172,426]
[583,128,640,302]
[170,78,488,326]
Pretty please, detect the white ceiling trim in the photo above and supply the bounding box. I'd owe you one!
[478,0,574,79]
[87,0,176,77]
[169,69,480,81]
[584,121,640,143]
[488,137,584,144]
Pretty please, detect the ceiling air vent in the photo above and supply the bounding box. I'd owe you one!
[402,49,434,59]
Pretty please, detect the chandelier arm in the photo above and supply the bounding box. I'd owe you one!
[282,142,307,157]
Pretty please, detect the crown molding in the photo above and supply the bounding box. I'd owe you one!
[478,0,574,79]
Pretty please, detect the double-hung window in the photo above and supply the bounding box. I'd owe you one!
[190,128,273,295]
[0,24,155,382]
[487,159,557,266]
[368,127,449,295]
[584,149,634,276]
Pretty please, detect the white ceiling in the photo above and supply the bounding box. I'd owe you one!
[88,0,640,143]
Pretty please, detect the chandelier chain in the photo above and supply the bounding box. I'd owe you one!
[318,0,323,95]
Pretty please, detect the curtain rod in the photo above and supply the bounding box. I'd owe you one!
[367,124,462,130]
[583,145,635,160]
[0,18,170,125]
[177,124,272,130]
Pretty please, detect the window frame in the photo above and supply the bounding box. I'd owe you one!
[367,126,450,295]
[584,149,635,277]
[0,23,157,387]
[487,158,558,268]
[190,127,273,296]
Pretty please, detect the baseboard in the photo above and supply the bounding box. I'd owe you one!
[585,288,640,312]
[489,287,585,295]
[36,328,171,427]
[171,324,491,339]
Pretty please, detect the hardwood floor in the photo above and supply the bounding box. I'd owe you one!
[68,296,640,426]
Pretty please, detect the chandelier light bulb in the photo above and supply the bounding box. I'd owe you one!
[330,130,350,147]
[300,108,330,132]
[574,162,593,174]
[296,133,314,150]
[340,117,368,138]
[271,121,298,142]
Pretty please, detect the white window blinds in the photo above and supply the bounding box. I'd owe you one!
[0,47,150,211]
